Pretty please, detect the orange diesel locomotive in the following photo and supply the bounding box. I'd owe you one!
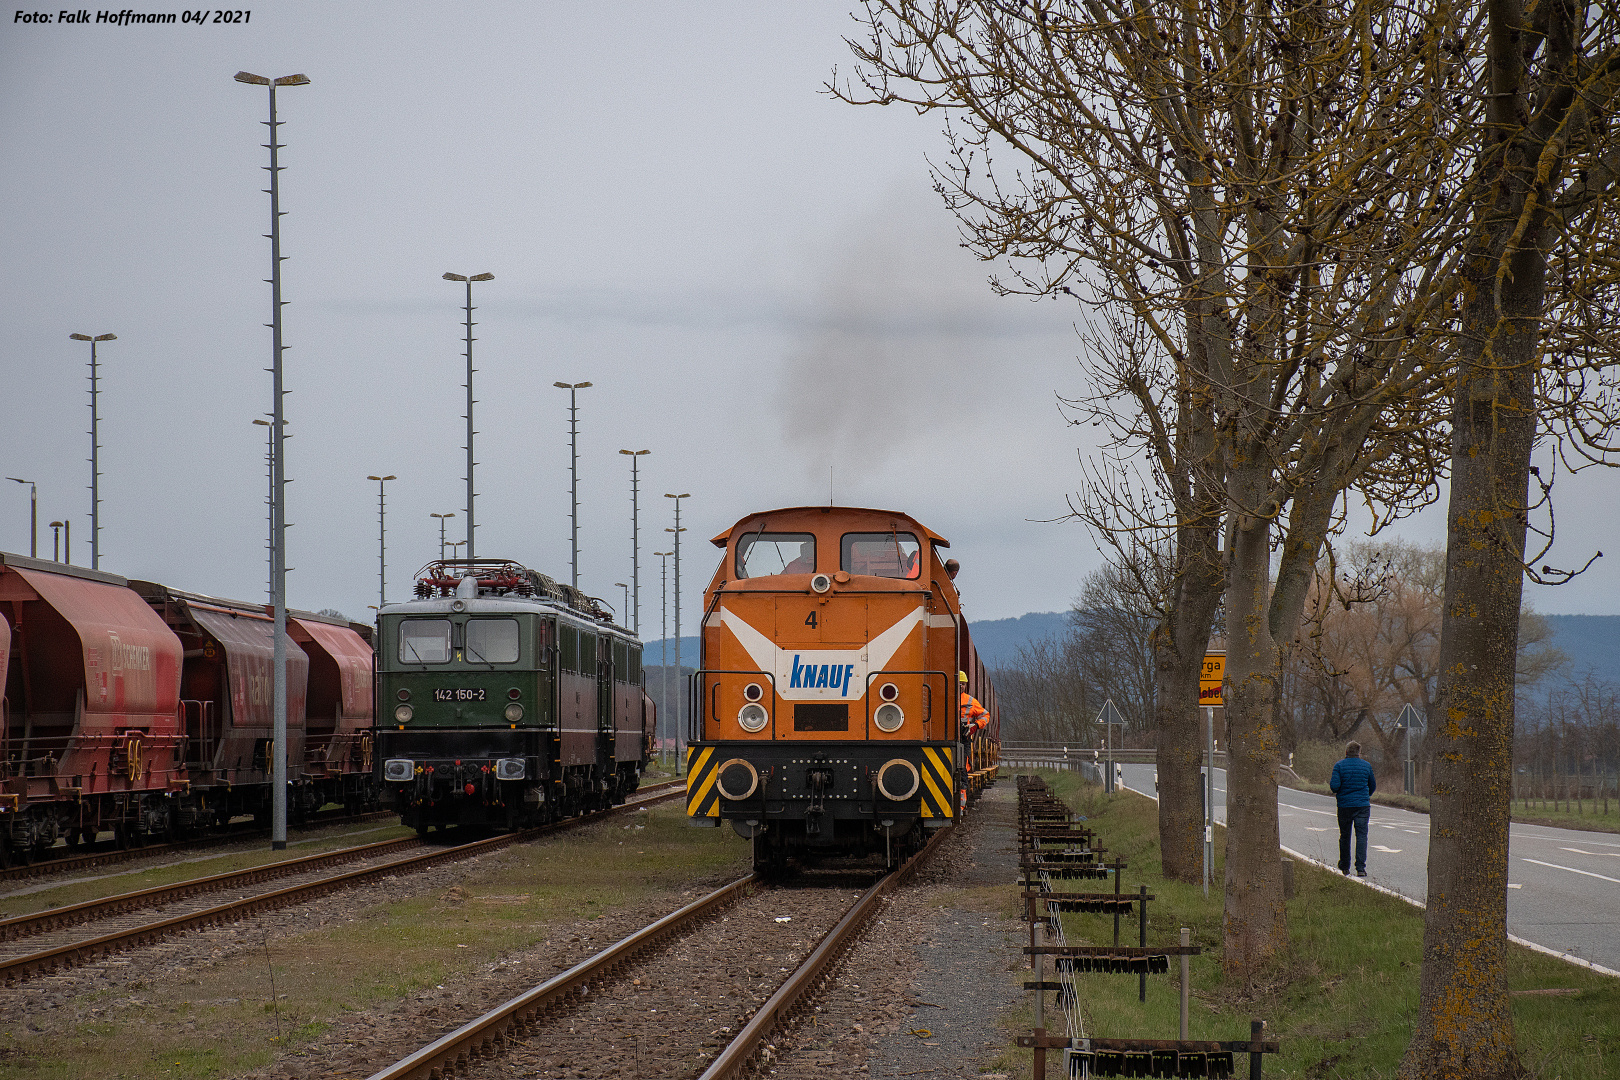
[684,506,999,870]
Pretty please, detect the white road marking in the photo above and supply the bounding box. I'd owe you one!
[1372,845,1402,853]
[1560,847,1600,856]
[1281,802,1337,817]
[1305,826,1331,832]
[1520,858,1620,885]
[1508,883,1523,889]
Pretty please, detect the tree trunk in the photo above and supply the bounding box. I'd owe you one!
[1398,281,1537,1079]
[1221,463,1288,976]
[1399,0,1578,1071]
[1154,537,1223,882]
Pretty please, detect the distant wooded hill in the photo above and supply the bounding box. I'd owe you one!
[644,611,1618,682]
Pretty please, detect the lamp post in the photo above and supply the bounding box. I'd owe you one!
[252,419,276,601]
[367,475,396,609]
[443,272,493,560]
[7,478,37,558]
[447,540,467,560]
[614,582,629,624]
[654,550,671,765]
[431,512,456,560]
[50,520,69,563]
[554,382,592,588]
[664,493,689,764]
[617,449,649,633]
[236,68,308,852]
[68,333,115,568]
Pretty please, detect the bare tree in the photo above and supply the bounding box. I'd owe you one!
[1404,1,1620,1070]
[838,0,1470,973]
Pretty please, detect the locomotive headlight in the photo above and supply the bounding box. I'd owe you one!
[383,758,414,782]
[737,703,768,732]
[394,703,414,723]
[396,688,411,701]
[494,757,526,780]
[743,682,763,702]
[810,573,832,594]
[874,702,905,732]
[879,682,899,702]
[504,702,524,723]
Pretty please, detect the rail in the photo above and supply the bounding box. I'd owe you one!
[0,780,684,985]
[697,820,950,1079]
[364,874,759,1080]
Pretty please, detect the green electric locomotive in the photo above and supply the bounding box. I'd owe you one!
[375,559,653,833]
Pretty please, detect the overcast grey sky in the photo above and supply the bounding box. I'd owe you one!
[3,3,1616,631]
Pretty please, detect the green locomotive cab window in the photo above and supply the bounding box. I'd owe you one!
[465,618,520,664]
[628,644,641,685]
[841,531,921,579]
[613,639,629,683]
[737,532,816,578]
[560,623,578,672]
[399,619,452,664]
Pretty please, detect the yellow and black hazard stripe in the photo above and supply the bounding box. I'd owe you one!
[686,745,721,818]
[919,745,954,819]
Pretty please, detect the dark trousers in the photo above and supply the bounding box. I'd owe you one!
[1338,805,1371,874]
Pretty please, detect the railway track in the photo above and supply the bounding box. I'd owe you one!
[0,806,396,885]
[0,779,684,986]
[364,823,949,1080]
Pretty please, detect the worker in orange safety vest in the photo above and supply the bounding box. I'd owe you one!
[959,670,988,730]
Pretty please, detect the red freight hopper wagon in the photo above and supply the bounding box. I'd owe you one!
[288,614,375,799]
[0,554,186,859]
[131,582,379,828]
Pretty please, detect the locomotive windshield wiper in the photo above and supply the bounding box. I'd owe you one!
[463,642,494,668]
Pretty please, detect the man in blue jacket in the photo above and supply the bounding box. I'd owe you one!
[1330,741,1377,876]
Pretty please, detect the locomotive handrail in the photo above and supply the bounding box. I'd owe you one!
[861,669,950,741]
[690,669,776,739]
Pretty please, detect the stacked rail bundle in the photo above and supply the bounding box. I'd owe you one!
[1012,774,1279,1079]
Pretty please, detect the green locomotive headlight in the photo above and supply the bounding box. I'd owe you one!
[394,703,414,723]
[503,702,524,722]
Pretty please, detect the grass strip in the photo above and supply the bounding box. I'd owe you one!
[1004,769,1619,1080]
[0,801,749,1080]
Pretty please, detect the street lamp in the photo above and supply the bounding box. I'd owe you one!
[447,540,467,560]
[236,68,308,852]
[444,272,494,560]
[614,582,629,624]
[618,449,650,633]
[367,476,396,608]
[7,478,37,558]
[68,332,115,569]
[664,493,689,763]
[50,520,69,563]
[251,419,278,601]
[554,382,592,588]
[431,512,456,560]
[654,550,671,764]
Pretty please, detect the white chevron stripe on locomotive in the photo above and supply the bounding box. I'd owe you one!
[714,605,925,702]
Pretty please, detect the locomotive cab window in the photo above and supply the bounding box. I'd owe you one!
[737,533,816,578]
[841,532,921,579]
[399,619,452,664]
[465,618,520,664]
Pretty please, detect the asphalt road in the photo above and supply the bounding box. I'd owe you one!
[1115,762,1620,976]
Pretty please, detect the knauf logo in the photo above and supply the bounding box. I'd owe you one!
[790,656,855,693]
